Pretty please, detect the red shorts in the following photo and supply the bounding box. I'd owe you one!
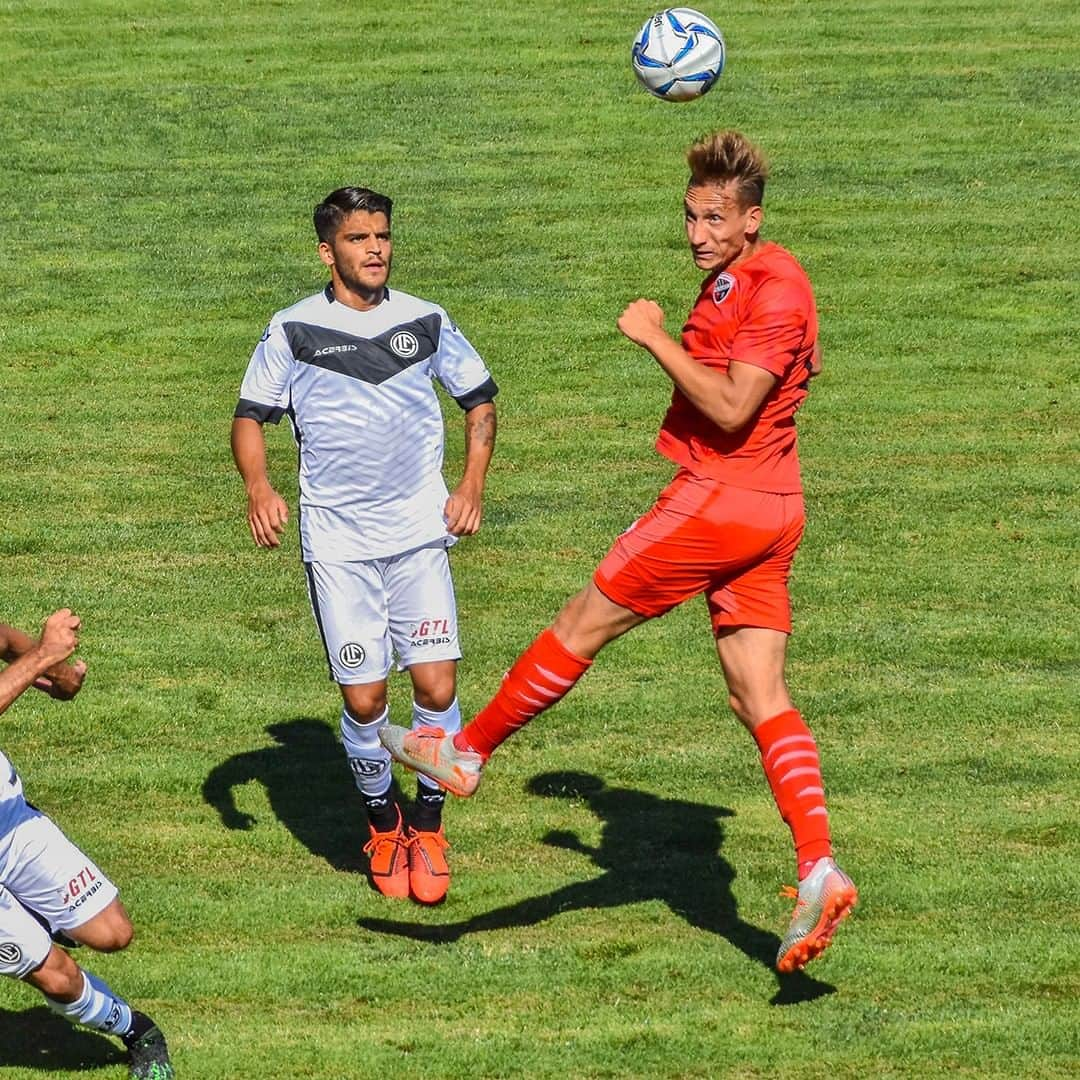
[593,469,806,634]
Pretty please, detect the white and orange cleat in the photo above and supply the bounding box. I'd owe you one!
[776,857,857,972]
[378,724,484,798]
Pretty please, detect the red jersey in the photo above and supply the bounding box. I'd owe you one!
[655,241,818,494]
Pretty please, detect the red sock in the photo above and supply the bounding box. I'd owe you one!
[454,629,592,760]
[752,709,833,880]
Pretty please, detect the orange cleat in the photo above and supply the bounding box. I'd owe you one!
[407,825,451,904]
[776,857,857,972]
[362,810,409,899]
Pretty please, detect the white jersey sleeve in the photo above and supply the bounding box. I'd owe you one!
[235,317,296,424]
[430,310,498,410]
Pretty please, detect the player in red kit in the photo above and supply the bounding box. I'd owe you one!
[381,131,857,972]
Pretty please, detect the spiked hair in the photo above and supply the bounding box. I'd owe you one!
[686,130,768,209]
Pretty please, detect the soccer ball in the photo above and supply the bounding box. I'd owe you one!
[631,8,725,102]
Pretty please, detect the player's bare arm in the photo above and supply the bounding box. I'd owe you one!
[445,401,496,537]
[231,416,290,548]
[0,610,81,715]
[618,299,777,433]
[0,617,86,700]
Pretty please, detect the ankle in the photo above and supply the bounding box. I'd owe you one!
[452,731,488,761]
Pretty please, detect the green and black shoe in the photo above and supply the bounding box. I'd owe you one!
[124,1013,175,1080]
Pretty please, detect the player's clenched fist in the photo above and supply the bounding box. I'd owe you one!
[617,299,668,348]
[38,610,80,665]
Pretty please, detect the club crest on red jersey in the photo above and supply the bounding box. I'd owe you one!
[713,273,736,305]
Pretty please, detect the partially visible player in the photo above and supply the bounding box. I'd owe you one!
[231,187,497,903]
[0,611,174,1079]
[381,131,857,970]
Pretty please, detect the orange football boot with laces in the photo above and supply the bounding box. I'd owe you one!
[362,809,409,898]
[407,825,451,903]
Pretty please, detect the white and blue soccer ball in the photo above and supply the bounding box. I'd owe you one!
[631,8,725,102]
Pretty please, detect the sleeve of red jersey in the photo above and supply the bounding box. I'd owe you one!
[730,277,813,378]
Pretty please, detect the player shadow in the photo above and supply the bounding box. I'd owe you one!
[0,1005,123,1069]
[202,718,372,875]
[357,770,835,1006]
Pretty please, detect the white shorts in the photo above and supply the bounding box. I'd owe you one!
[305,543,462,685]
[0,805,118,979]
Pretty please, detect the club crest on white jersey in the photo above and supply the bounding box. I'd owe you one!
[390,330,419,358]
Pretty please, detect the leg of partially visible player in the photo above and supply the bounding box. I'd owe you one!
[15,900,173,1079]
[714,625,857,972]
[379,583,647,795]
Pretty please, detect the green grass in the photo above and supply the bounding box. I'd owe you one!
[1,0,1078,1076]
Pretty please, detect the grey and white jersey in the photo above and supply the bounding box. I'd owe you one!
[0,750,26,839]
[236,285,497,562]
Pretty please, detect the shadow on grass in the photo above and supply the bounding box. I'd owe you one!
[0,1006,122,1069]
[202,718,367,875]
[358,770,836,1006]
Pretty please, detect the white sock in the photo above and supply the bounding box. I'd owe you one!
[340,706,392,798]
[47,970,132,1036]
[412,698,460,793]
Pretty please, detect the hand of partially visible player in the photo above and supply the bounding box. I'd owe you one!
[247,481,290,548]
[35,609,79,664]
[444,480,483,537]
[34,657,88,701]
[808,340,823,377]
[617,298,669,349]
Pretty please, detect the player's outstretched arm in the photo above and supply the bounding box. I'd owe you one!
[0,610,81,716]
[445,401,496,537]
[618,299,777,433]
[231,417,290,548]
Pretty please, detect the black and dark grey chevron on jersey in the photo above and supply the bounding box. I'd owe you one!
[284,313,441,385]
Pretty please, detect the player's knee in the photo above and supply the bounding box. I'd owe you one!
[409,660,458,712]
[341,683,388,721]
[99,921,134,952]
[412,679,456,712]
[86,922,133,954]
[74,904,134,953]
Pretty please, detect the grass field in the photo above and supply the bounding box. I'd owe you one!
[1,1,1078,1077]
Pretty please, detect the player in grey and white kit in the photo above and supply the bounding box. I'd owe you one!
[231,186,497,903]
[0,610,173,1079]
